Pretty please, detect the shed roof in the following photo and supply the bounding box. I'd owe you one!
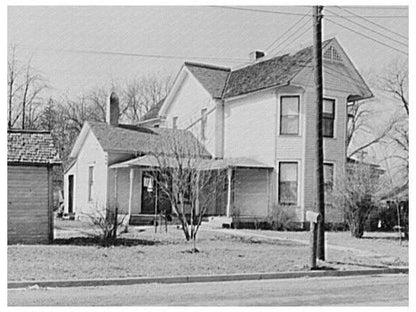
[7,130,61,165]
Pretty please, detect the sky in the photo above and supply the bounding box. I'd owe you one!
[8,5,408,99]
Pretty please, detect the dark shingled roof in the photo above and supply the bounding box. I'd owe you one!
[142,99,165,121]
[8,130,61,165]
[223,45,316,98]
[184,62,231,98]
[88,121,210,156]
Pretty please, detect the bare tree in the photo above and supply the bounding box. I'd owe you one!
[121,74,173,123]
[333,161,385,238]
[146,130,226,251]
[7,47,48,129]
[346,100,398,159]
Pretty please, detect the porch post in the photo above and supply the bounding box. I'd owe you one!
[128,167,134,216]
[114,168,118,209]
[226,167,232,218]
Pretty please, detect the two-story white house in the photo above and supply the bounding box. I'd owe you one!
[65,38,372,227]
[138,37,373,226]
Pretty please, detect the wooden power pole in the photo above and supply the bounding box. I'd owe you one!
[313,5,325,261]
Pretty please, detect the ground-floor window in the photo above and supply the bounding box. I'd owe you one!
[278,162,298,205]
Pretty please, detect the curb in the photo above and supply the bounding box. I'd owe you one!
[8,267,408,289]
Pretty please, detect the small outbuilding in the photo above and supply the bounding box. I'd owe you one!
[8,130,61,244]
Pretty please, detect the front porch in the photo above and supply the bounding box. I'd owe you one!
[109,155,273,226]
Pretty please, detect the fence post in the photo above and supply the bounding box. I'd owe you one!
[306,211,321,270]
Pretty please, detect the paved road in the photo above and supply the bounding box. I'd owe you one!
[8,274,408,306]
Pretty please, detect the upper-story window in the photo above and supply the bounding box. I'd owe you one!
[172,116,178,129]
[323,99,335,138]
[280,96,300,135]
[201,108,207,141]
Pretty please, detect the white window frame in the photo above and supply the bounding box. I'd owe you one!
[278,160,301,206]
[323,97,336,139]
[279,94,302,136]
[88,165,94,202]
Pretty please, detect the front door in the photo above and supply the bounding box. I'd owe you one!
[141,174,155,214]
[141,173,171,215]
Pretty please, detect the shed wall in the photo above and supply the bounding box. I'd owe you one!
[8,165,52,244]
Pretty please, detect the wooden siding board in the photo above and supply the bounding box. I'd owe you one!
[8,166,52,244]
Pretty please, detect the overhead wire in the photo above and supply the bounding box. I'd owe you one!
[269,18,311,56]
[325,18,408,56]
[19,45,247,63]
[335,6,408,40]
[213,5,408,18]
[209,6,311,16]
[325,8,407,47]
[265,11,310,52]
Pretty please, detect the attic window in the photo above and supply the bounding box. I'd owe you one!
[323,46,343,63]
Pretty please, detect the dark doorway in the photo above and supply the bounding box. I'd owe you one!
[141,173,171,215]
[68,175,74,213]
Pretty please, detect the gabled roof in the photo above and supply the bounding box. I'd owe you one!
[223,43,320,98]
[141,99,165,121]
[184,62,231,98]
[8,130,61,165]
[76,121,210,157]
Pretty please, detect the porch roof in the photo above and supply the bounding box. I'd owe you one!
[110,155,273,170]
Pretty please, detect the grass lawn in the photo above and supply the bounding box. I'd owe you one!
[7,220,408,282]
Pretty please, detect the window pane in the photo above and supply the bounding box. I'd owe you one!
[323,118,334,137]
[323,99,334,115]
[324,164,334,184]
[281,97,299,115]
[279,182,297,204]
[280,163,297,181]
[281,116,299,134]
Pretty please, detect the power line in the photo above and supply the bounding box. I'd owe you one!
[325,13,408,18]
[269,19,311,56]
[325,8,407,47]
[337,6,407,10]
[19,45,247,63]
[213,5,408,18]
[265,12,310,52]
[210,5,311,16]
[325,18,408,56]
[335,6,408,40]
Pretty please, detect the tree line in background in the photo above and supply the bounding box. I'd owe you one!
[7,47,173,164]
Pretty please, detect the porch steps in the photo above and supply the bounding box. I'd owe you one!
[129,214,156,226]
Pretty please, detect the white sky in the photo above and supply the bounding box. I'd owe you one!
[7,5,408,98]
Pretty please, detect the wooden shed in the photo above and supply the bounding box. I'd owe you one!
[7,130,61,244]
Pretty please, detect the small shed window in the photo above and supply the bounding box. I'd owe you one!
[280,96,300,135]
[279,162,298,205]
[172,116,178,129]
[88,166,94,201]
[323,99,335,138]
[201,108,207,140]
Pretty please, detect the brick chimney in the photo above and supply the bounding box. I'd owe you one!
[249,50,266,62]
[106,92,120,127]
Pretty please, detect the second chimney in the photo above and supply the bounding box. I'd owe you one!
[106,92,120,127]
[249,50,266,62]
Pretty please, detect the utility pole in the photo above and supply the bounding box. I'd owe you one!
[313,5,325,261]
